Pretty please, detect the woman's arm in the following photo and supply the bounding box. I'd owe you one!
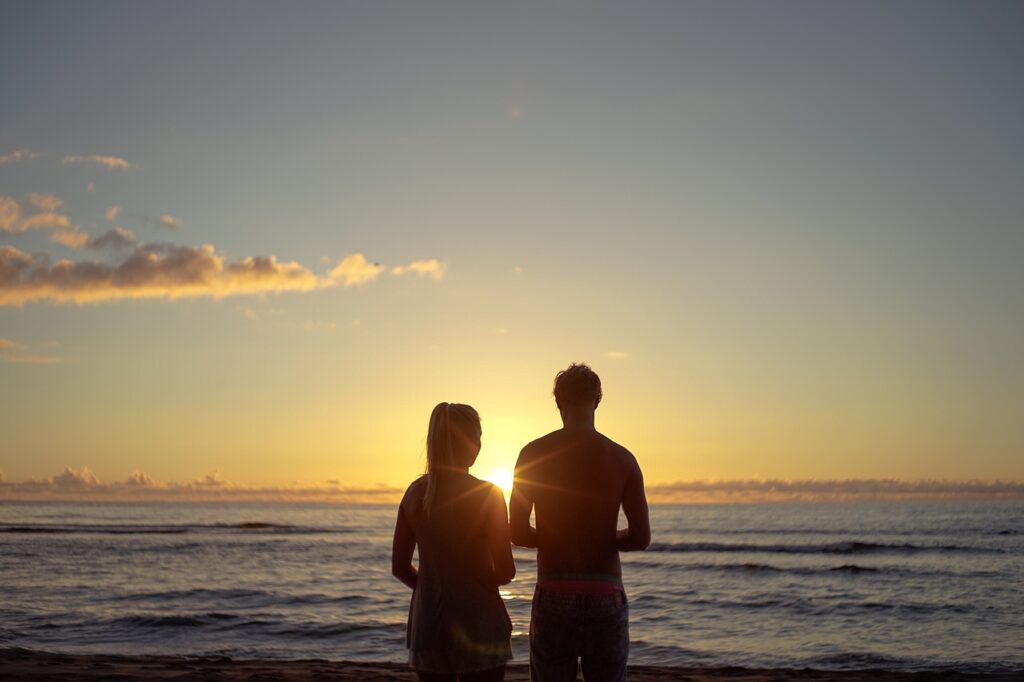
[391,501,418,589]
[489,486,516,585]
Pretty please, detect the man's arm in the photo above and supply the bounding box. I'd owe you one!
[616,453,651,552]
[509,449,538,548]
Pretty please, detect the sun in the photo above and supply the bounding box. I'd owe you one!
[484,467,514,496]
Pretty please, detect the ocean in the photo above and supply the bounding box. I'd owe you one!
[1,500,1021,673]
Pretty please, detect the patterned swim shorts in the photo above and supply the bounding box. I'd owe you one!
[529,586,629,682]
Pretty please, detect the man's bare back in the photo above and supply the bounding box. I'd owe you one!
[511,427,649,581]
[512,363,650,681]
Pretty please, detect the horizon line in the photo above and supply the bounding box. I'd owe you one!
[2,470,1022,504]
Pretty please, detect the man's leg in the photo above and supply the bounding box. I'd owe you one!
[578,592,629,682]
[529,589,581,682]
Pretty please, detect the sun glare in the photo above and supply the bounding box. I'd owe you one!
[485,468,514,496]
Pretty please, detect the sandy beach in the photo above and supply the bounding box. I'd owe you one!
[1,649,1018,681]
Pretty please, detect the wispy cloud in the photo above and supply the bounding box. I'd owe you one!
[49,227,90,249]
[645,479,1024,503]
[1,195,75,235]
[391,258,447,280]
[62,154,131,170]
[329,253,385,286]
[0,337,62,364]
[604,351,629,360]
[157,214,182,230]
[26,193,63,212]
[104,206,121,222]
[0,467,403,503]
[0,149,42,165]
[88,227,137,250]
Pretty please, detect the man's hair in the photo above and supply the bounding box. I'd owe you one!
[553,363,602,410]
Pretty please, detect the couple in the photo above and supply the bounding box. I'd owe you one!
[392,363,651,681]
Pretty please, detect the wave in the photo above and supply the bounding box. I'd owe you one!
[0,523,352,536]
[628,560,902,575]
[645,540,1000,555]
[112,613,243,628]
[671,526,1019,537]
[112,588,269,603]
[111,588,380,608]
[99,613,404,639]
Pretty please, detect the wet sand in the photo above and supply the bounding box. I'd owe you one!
[0,649,1017,681]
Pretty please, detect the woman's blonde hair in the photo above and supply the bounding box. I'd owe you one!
[423,402,481,514]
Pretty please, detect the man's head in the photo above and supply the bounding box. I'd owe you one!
[553,363,602,413]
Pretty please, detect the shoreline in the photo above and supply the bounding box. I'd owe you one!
[1,649,1018,681]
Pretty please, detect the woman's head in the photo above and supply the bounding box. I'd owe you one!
[428,399,483,466]
[423,402,481,514]
[426,402,481,471]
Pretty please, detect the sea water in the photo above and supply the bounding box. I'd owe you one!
[1,501,1021,672]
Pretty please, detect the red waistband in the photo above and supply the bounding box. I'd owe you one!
[536,580,623,595]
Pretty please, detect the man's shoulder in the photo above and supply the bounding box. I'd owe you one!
[596,432,636,461]
[519,429,564,458]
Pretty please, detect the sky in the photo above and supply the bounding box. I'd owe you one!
[1,1,1022,501]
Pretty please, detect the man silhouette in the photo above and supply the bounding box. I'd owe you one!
[510,363,650,682]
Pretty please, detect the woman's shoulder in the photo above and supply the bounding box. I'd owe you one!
[465,475,504,501]
[400,475,428,505]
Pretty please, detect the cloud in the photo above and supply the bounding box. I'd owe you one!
[0,149,43,165]
[192,471,226,488]
[391,258,447,280]
[0,195,74,234]
[62,154,131,170]
[0,196,22,232]
[88,227,137,250]
[0,337,62,364]
[86,182,96,193]
[604,351,629,360]
[104,206,121,222]
[52,466,100,488]
[124,471,155,487]
[0,467,405,503]
[50,227,90,249]
[0,243,322,307]
[19,212,73,232]
[2,470,1021,504]
[329,253,384,286]
[26,193,64,212]
[645,479,1024,503]
[1,240,444,305]
[157,215,182,230]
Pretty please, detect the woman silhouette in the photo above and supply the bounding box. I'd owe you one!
[392,402,516,681]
